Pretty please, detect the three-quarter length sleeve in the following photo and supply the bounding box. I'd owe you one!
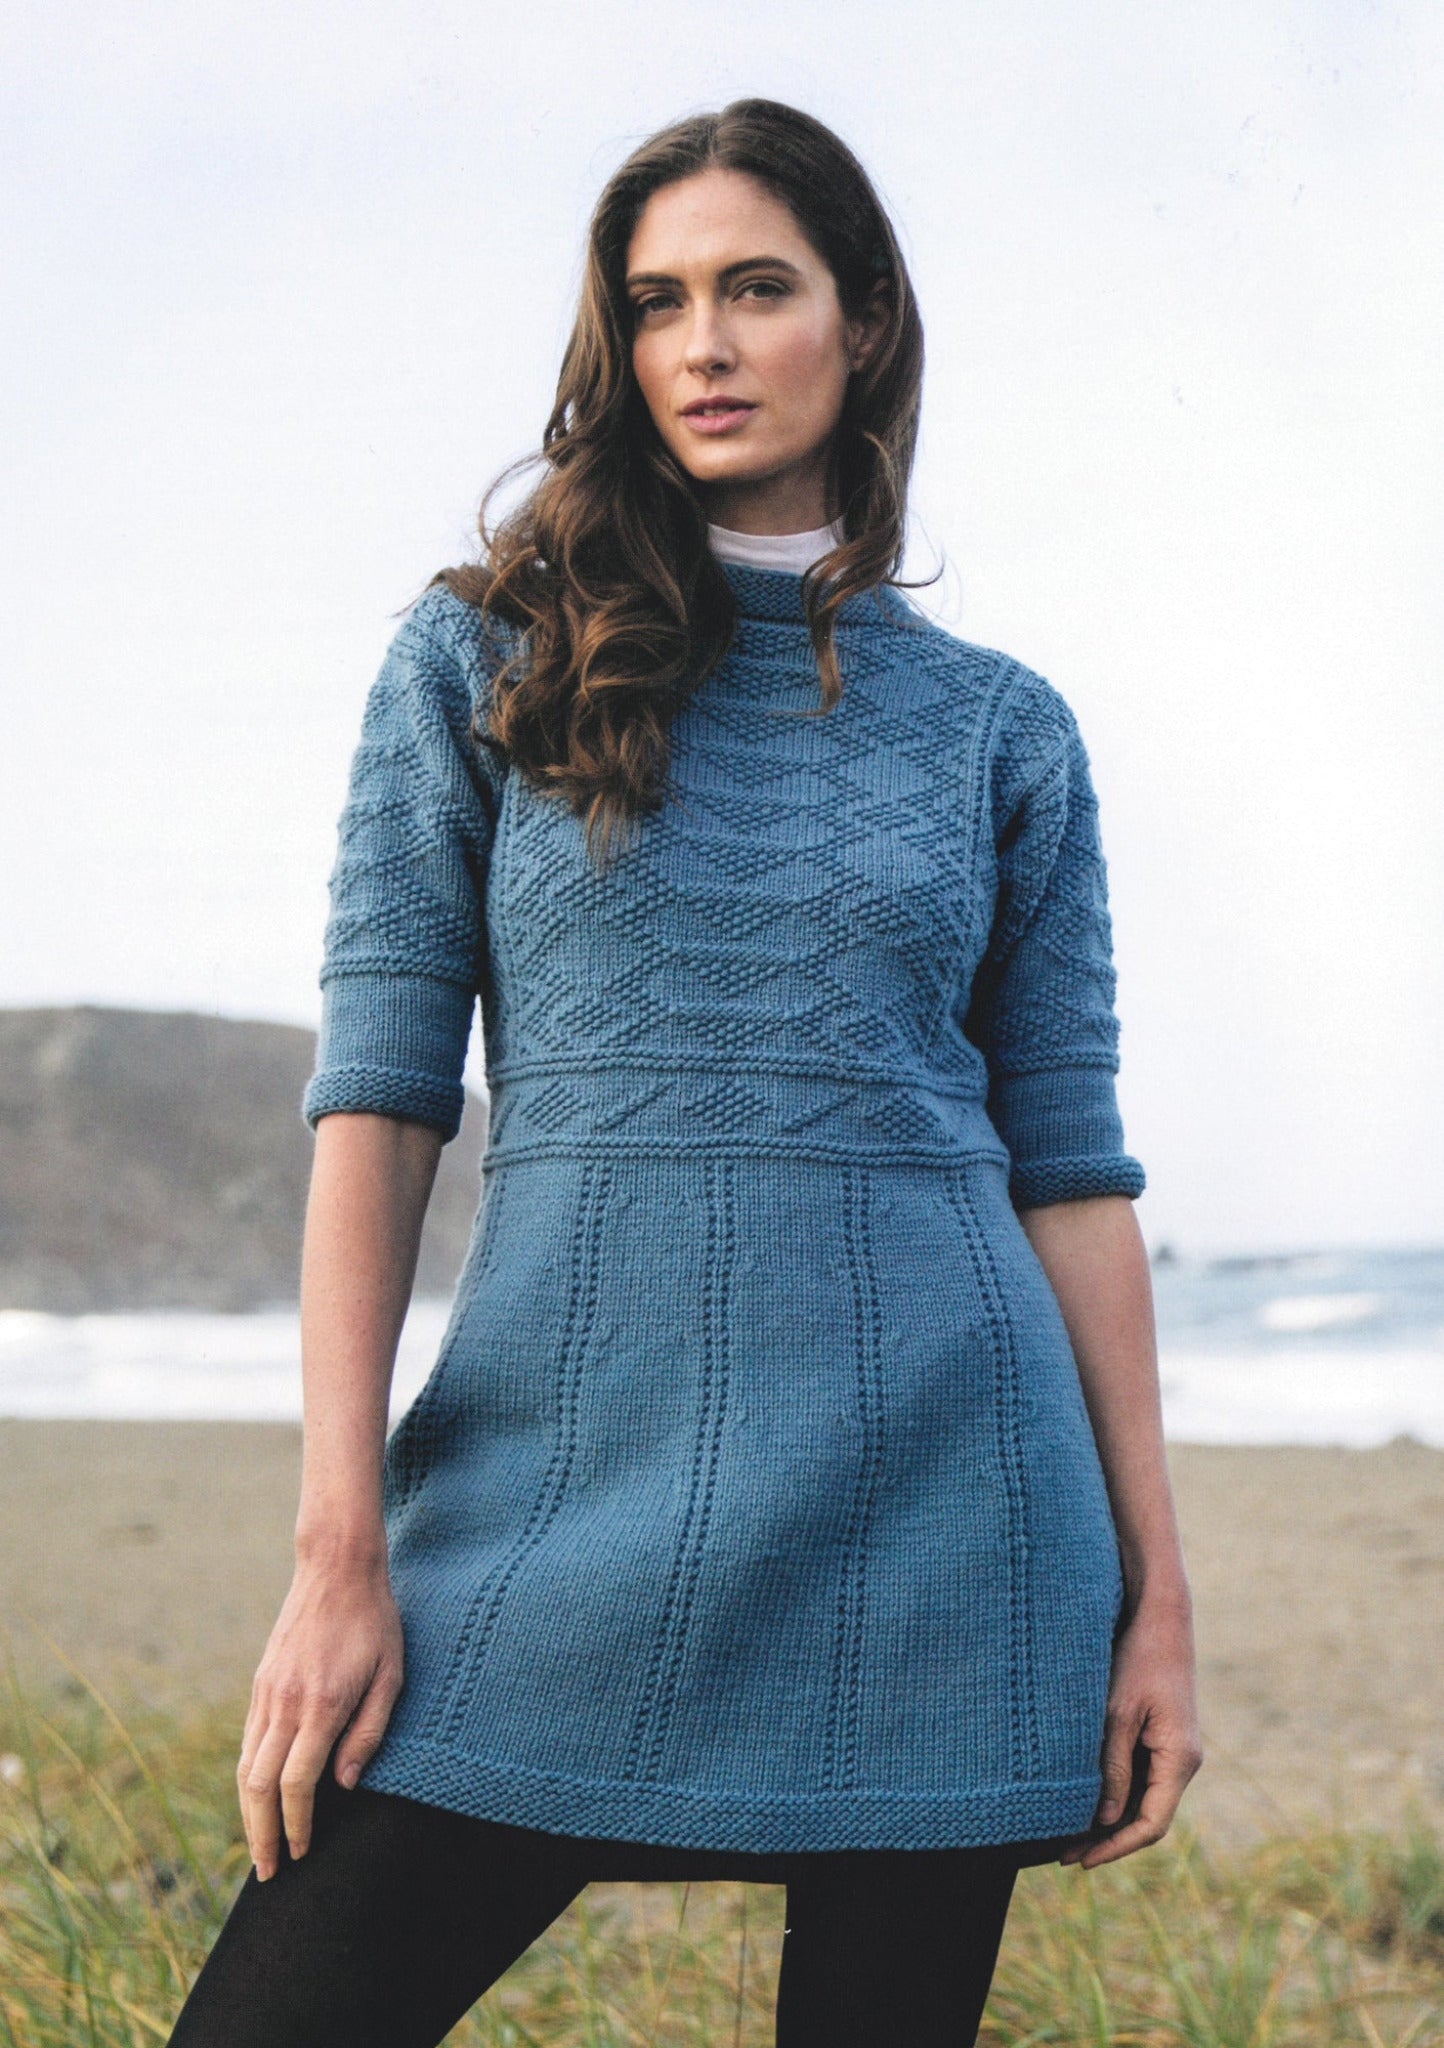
[301,587,505,1142]
[963,676,1147,1209]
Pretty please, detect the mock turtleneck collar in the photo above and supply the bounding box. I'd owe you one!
[716,558,912,628]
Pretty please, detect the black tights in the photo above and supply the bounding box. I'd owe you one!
[168,1768,1027,2047]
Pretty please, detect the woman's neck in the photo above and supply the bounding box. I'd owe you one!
[698,453,834,538]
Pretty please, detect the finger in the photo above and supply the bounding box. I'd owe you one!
[1096,1710,1141,1827]
[235,1711,268,1863]
[333,1666,403,1790]
[1078,1746,1193,1869]
[279,1719,342,1863]
[1077,1809,1165,1869]
[242,1714,299,1881]
[1142,1742,1202,1834]
[235,1747,257,1864]
[241,1718,293,1881]
[237,1695,261,1775]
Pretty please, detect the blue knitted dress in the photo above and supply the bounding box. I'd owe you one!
[302,561,1145,1858]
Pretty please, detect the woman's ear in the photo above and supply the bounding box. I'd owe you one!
[846,279,892,374]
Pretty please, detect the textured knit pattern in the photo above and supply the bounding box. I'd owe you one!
[303,565,1145,1853]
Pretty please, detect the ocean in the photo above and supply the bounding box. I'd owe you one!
[1,1244,1440,1447]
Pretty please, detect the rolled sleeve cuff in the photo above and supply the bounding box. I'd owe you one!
[1009,1153,1147,1207]
[302,971,475,1141]
[302,1063,466,1141]
[989,1064,1146,1209]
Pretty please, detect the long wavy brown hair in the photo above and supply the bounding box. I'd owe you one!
[438,97,926,866]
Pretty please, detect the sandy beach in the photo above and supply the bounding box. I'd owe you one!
[2,1419,1440,1845]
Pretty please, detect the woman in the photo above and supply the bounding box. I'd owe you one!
[170,97,1201,2048]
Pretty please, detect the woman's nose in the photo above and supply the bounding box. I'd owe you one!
[682,305,737,376]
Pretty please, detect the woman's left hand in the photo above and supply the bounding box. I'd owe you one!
[1060,1595,1204,1869]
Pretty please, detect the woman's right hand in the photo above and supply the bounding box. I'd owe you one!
[237,1551,404,1881]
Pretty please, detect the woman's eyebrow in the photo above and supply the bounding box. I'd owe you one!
[625,256,805,291]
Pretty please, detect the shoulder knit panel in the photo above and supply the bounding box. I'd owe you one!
[301,584,506,1141]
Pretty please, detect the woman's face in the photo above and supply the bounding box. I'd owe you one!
[625,167,886,533]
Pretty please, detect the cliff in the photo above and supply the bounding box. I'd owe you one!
[0,1007,486,1311]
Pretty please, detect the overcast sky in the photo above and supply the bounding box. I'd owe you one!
[3,0,1440,1258]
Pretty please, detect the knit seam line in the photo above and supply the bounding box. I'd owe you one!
[941,1169,1042,1784]
[478,1135,1012,1171]
[318,963,479,991]
[393,586,506,750]
[623,1154,736,1785]
[986,658,1077,827]
[487,1054,996,1095]
[382,1172,510,1523]
[920,651,1021,1062]
[821,1163,887,1793]
[987,1055,1124,1078]
[425,1157,612,1745]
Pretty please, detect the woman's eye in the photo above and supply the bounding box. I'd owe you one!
[739,279,787,302]
[633,295,675,321]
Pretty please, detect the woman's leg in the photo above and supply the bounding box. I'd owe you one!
[774,1846,1020,2048]
[166,1770,588,2048]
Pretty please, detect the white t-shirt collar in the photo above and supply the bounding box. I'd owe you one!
[706,520,845,575]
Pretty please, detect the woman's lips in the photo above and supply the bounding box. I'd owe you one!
[679,400,757,435]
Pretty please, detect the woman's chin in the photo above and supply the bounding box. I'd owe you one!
[674,448,812,504]
[677,450,771,490]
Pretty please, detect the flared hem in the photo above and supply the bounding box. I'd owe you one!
[357,1734,1100,1856]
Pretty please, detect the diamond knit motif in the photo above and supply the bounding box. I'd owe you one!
[682,1082,775,1137]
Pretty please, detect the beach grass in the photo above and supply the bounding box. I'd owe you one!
[3,1638,1442,2047]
